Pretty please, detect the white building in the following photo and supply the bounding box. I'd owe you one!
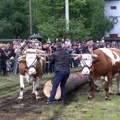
[104,0,120,42]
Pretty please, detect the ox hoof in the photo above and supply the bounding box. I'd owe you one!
[36,96,41,100]
[17,96,23,100]
[87,95,93,100]
[32,91,35,94]
[105,96,111,100]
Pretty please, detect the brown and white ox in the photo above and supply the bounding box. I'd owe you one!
[18,49,46,100]
[75,48,120,100]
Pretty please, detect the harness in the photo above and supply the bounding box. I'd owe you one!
[26,55,37,70]
[81,58,100,73]
[81,58,92,71]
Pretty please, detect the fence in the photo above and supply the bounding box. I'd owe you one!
[0,39,23,43]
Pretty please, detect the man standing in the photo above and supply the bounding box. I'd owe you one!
[46,42,70,105]
[0,44,9,76]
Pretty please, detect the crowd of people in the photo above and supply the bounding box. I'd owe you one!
[0,38,120,105]
[0,38,120,76]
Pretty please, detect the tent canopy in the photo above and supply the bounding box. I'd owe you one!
[30,33,43,41]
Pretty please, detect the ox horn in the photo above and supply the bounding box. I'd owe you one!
[92,54,98,58]
[36,49,46,54]
[69,54,80,58]
[37,53,49,58]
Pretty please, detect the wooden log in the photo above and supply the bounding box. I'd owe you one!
[43,72,88,100]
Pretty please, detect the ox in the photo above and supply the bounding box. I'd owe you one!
[18,49,46,100]
[75,48,120,100]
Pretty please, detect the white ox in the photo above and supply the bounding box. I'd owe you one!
[18,49,46,100]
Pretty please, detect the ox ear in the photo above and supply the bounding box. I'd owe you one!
[92,54,98,58]
[69,54,79,58]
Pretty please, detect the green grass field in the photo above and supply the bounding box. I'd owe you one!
[0,70,120,120]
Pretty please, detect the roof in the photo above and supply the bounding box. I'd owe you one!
[104,0,120,1]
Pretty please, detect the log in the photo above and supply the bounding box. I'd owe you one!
[43,72,88,100]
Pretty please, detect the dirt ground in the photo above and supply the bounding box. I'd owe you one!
[0,85,79,120]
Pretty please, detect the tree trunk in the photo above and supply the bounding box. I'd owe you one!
[43,72,88,100]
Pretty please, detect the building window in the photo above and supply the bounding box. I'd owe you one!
[111,6,116,9]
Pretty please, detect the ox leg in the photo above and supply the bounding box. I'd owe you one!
[25,73,30,84]
[88,76,95,99]
[104,76,111,100]
[32,81,36,94]
[33,77,40,100]
[117,75,120,95]
[18,75,25,100]
[109,79,113,95]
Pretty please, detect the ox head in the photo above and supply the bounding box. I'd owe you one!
[26,49,38,75]
[80,54,92,75]
[26,49,45,75]
[80,53,98,75]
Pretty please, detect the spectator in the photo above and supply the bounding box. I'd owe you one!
[0,44,9,76]
[13,44,21,75]
[75,39,100,91]
[46,38,52,44]
[65,38,71,46]
[55,38,59,43]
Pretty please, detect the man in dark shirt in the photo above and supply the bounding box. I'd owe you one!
[46,42,70,105]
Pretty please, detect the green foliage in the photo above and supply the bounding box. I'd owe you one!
[37,17,89,41]
[69,18,89,41]
[0,0,113,41]
[88,0,113,41]
[0,0,29,39]
[33,0,112,41]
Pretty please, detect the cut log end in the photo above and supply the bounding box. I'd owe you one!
[43,80,61,100]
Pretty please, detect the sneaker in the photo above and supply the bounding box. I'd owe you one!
[46,100,53,105]
[59,100,64,104]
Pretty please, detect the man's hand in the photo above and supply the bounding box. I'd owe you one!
[74,54,82,60]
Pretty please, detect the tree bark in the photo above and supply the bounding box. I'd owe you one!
[43,72,88,100]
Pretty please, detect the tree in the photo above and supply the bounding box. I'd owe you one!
[0,0,29,39]
[0,0,113,40]
[33,0,112,41]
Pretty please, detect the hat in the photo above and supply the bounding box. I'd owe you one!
[43,80,61,100]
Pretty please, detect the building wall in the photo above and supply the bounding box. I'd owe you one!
[104,0,120,41]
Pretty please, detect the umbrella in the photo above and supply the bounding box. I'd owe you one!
[30,33,43,41]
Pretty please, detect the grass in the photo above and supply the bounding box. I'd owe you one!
[0,68,120,120]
